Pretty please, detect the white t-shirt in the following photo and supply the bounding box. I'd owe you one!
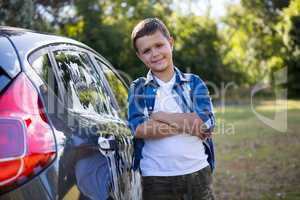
[140,74,209,176]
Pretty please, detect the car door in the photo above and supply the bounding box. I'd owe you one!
[28,48,85,200]
[51,46,141,200]
[28,43,141,200]
[50,46,124,200]
[92,57,142,200]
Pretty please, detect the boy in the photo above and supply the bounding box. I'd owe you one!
[128,18,215,200]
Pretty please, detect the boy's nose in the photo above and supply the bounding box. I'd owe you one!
[151,49,159,57]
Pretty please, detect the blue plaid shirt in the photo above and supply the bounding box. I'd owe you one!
[127,67,216,171]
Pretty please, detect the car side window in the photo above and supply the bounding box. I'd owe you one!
[96,59,128,120]
[53,50,118,117]
[30,54,59,98]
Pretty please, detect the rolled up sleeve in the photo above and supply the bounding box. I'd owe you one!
[191,75,215,132]
[127,80,148,136]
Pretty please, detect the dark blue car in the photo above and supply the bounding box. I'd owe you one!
[0,26,141,200]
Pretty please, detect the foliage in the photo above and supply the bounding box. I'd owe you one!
[171,14,239,85]
[0,0,73,32]
[220,0,300,98]
[220,1,286,85]
[279,0,300,98]
[1,0,300,97]
[0,0,34,28]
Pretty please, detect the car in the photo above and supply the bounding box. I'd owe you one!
[0,26,141,200]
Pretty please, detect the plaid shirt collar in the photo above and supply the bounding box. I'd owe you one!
[144,66,189,87]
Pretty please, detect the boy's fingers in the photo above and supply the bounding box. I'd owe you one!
[194,131,205,139]
[198,135,205,140]
[205,132,212,138]
[196,131,212,140]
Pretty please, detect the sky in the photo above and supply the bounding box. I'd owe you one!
[172,0,240,19]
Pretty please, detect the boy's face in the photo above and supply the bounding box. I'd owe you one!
[135,30,174,75]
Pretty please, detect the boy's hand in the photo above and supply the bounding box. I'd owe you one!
[193,130,212,140]
[191,121,213,140]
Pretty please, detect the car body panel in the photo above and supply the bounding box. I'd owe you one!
[0,174,52,200]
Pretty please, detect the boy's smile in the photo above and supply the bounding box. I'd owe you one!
[136,30,174,81]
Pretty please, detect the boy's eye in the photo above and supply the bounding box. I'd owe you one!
[156,43,163,48]
[143,49,150,54]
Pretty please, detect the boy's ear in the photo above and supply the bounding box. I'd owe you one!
[136,51,142,60]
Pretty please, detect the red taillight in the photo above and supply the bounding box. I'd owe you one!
[0,73,56,191]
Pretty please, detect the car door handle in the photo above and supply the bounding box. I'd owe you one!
[98,135,117,151]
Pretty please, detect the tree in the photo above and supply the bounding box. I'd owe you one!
[279,0,300,98]
[0,0,74,32]
[171,14,238,86]
[220,1,288,87]
[0,0,34,28]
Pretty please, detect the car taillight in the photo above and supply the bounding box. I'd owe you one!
[0,73,56,193]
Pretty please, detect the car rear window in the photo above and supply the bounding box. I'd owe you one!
[53,50,119,117]
[0,37,21,93]
[30,54,60,98]
[96,59,128,120]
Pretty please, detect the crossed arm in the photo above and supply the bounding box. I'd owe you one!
[135,111,211,139]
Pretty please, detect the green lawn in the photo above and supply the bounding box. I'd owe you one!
[213,100,300,200]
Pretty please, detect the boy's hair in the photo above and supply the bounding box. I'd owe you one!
[131,18,171,52]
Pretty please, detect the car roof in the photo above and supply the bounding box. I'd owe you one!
[0,26,93,54]
[0,26,115,74]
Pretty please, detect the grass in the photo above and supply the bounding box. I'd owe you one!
[213,100,300,200]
